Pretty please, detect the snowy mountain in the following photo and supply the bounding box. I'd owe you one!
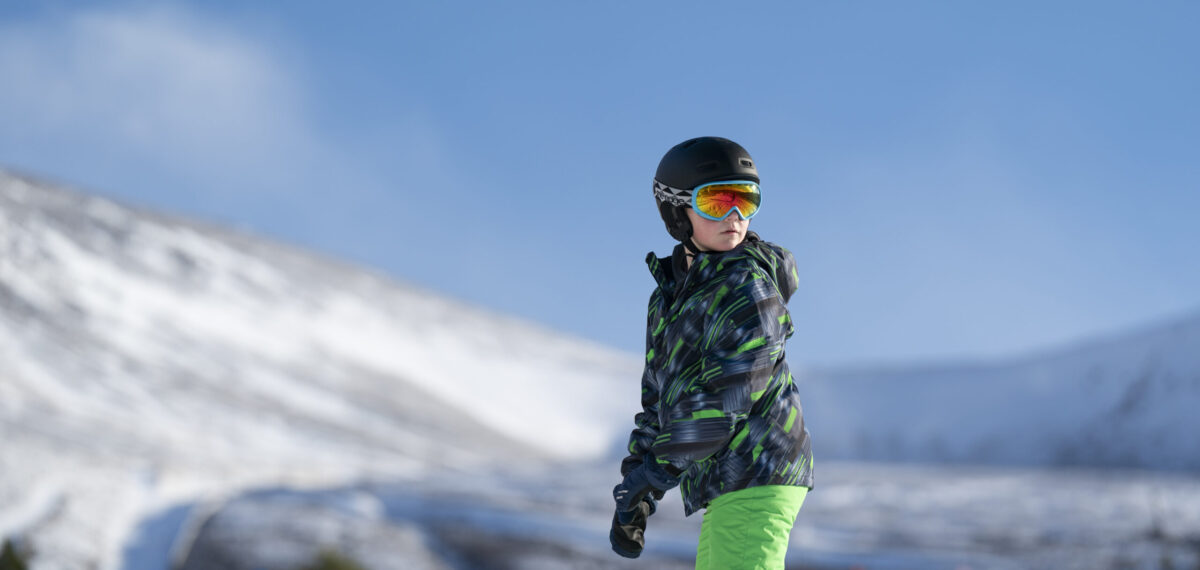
[3,168,1199,569]
[802,311,1200,470]
[0,169,641,569]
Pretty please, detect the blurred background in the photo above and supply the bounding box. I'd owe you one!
[3,0,1198,366]
[2,2,1199,569]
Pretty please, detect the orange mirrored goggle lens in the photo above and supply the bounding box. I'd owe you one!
[691,181,761,221]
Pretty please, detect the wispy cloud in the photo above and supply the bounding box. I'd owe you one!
[0,5,325,197]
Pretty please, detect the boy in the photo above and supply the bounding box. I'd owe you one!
[611,137,814,569]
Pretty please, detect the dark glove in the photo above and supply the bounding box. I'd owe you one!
[609,496,655,558]
[613,462,678,524]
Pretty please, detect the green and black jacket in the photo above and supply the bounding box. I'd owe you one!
[622,233,814,515]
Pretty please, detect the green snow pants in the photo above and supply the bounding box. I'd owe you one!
[694,484,808,570]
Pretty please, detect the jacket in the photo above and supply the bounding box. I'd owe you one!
[622,233,814,515]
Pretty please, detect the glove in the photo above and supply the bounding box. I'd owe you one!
[609,495,655,558]
[612,461,678,525]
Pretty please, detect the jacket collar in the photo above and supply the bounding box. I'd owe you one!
[645,232,762,292]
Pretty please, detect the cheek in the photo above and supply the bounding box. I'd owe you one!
[702,223,727,239]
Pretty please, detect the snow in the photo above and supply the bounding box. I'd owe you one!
[1,169,644,568]
[799,312,1200,470]
[3,168,1200,569]
[133,461,1200,570]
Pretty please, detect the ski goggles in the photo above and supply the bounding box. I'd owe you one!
[654,179,762,221]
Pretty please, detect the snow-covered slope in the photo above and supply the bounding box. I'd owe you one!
[801,312,1200,470]
[4,167,1199,569]
[0,169,640,569]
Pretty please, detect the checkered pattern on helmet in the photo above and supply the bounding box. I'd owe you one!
[652,179,691,207]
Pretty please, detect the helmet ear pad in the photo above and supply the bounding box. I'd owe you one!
[660,203,693,242]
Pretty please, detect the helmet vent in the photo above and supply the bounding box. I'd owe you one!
[741,159,754,167]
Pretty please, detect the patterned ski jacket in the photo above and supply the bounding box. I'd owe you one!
[622,233,814,515]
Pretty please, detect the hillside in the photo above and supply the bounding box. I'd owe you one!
[3,168,1199,569]
[0,169,640,569]
[802,311,1200,470]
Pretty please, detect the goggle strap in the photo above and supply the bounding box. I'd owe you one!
[652,180,691,207]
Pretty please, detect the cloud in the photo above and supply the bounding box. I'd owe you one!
[0,6,321,196]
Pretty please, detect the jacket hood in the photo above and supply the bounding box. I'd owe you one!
[743,236,798,304]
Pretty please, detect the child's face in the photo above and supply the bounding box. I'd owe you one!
[686,207,749,252]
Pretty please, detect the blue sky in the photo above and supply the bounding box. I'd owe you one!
[2,1,1197,366]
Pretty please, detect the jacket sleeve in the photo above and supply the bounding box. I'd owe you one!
[619,295,665,478]
[649,270,792,474]
[620,361,663,477]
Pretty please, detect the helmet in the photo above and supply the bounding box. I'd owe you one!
[653,137,759,242]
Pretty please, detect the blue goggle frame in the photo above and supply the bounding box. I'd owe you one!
[689,180,761,221]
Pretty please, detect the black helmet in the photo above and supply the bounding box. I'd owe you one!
[653,137,759,241]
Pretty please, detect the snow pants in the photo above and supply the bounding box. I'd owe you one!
[694,484,808,570]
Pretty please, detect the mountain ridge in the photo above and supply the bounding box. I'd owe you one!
[801,307,1200,470]
[0,168,639,569]
[3,167,1198,569]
